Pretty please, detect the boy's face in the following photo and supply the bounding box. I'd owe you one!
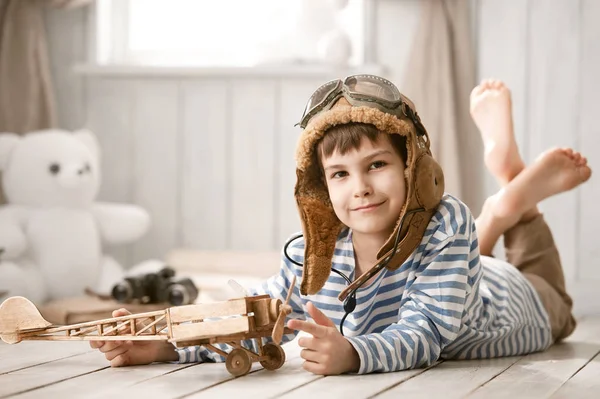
[321,136,407,239]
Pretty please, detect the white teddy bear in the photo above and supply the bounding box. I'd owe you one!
[0,129,153,304]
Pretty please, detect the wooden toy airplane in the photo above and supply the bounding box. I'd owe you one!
[0,277,296,377]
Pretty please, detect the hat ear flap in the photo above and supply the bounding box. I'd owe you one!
[414,153,445,210]
[295,168,342,296]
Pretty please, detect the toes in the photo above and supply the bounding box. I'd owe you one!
[480,79,494,89]
[471,79,499,99]
[557,148,575,161]
[492,80,503,89]
[579,166,592,182]
[471,85,486,98]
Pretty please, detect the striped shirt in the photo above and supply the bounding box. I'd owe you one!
[175,194,552,373]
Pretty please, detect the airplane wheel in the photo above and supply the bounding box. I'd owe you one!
[226,348,252,377]
[260,343,286,370]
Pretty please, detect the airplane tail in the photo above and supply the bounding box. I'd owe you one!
[0,296,52,344]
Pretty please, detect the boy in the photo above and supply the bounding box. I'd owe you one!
[91,76,591,375]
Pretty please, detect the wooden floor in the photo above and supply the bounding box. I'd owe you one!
[1,317,598,399]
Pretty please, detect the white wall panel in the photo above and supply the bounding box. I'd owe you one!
[579,0,600,282]
[180,80,229,250]
[229,80,277,250]
[85,78,134,266]
[130,81,180,263]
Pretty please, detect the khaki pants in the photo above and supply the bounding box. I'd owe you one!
[504,214,576,342]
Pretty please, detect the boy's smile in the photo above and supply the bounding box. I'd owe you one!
[352,201,385,212]
[322,135,407,241]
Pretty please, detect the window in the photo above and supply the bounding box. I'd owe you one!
[95,0,368,67]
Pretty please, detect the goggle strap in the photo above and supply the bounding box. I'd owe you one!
[402,103,426,137]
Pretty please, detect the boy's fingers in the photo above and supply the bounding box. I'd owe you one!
[112,308,131,318]
[105,342,131,361]
[306,302,336,328]
[110,353,130,367]
[287,319,327,338]
[301,348,323,363]
[98,341,126,353]
[298,336,316,349]
[89,340,104,349]
[302,360,326,375]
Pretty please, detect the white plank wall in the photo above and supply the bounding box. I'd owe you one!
[85,78,135,264]
[181,81,229,250]
[579,0,600,283]
[130,81,181,262]
[230,80,277,250]
[84,76,330,263]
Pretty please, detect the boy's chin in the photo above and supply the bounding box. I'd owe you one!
[348,221,395,238]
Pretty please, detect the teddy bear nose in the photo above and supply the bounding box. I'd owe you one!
[77,163,92,175]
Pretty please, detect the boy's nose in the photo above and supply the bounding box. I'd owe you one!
[353,178,373,197]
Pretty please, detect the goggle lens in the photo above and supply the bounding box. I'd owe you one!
[301,79,341,123]
[344,75,401,103]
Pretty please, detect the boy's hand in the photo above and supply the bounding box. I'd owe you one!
[287,301,360,375]
[89,308,178,367]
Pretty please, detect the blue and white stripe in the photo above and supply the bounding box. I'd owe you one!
[176,194,552,372]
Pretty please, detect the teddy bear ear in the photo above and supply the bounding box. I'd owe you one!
[0,133,20,171]
[73,128,100,159]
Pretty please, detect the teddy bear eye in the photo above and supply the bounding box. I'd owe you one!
[49,163,61,175]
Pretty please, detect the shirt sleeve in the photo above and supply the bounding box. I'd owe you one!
[174,240,306,363]
[345,210,475,374]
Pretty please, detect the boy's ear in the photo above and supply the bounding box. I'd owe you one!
[0,133,20,171]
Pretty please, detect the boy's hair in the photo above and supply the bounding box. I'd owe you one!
[316,122,408,168]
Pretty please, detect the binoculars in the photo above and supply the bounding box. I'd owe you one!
[111,267,199,306]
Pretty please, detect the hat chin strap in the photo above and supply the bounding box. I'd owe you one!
[337,207,430,301]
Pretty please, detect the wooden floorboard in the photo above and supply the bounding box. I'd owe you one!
[279,362,430,399]
[82,363,263,399]
[2,318,599,398]
[550,352,600,399]
[0,341,91,375]
[466,317,600,398]
[10,361,191,399]
[374,357,520,398]
[0,352,108,398]
[182,355,314,399]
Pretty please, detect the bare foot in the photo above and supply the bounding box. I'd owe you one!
[492,148,591,225]
[470,79,525,186]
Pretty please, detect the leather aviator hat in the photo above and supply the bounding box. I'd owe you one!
[294,75,445,301]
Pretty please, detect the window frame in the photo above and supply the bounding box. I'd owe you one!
[88,0,377,67]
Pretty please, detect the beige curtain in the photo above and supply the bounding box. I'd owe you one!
[0,0,92,203]
[403,0,484,214]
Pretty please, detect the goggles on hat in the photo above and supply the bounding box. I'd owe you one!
[297,74,425,136]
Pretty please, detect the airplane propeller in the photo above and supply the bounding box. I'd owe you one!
[271,275,296,344]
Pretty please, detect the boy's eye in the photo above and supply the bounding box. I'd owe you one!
[370,161,387,169]
[331,171,348,179]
